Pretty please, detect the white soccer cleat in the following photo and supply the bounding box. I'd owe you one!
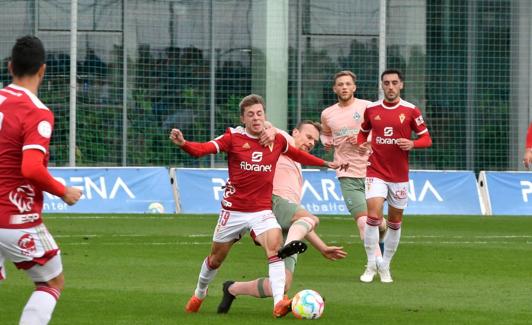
[360,263,377,283]
[378,264,393,283]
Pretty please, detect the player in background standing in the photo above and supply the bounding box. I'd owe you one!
[169,94,348,317]
[356,69,432,283]
[217,121,347,314]
[320,70,386,262]
[0,36,82,325]
[523,123,532,168]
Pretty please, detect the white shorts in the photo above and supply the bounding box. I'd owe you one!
[365,177,409,209]
[213,209,281,243]
[0,224,63,282]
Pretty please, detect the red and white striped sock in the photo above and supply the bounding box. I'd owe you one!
[382,221,402,267]
[19,285,60,325]
[364,216,382,265]
[195,256,218,299]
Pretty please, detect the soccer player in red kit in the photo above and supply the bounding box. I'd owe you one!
[170,94,347,317]
[356,69,432,283]
[523,123,532,168]
[0,36,82,324]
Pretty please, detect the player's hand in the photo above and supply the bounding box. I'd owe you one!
[397,138,414,151]
[61,187,82,205]
[321,245,348,261]
[259,124,276,146]
[346,135,358,145]
[524,149,532,169]
[326,161,349,171]
[354,141,372,155]
[169,128,186,146]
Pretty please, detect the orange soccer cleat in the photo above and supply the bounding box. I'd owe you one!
[185,295,204,313]
[273,295,292,318]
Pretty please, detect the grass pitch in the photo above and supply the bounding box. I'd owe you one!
[1,214,531,324]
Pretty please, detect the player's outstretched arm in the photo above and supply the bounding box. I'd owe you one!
[169,128,218,157]
[305,230,347,261]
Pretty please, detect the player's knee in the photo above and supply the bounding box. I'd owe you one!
[207,255,224,269]
[40,273,65,292]
[297,216,318,231]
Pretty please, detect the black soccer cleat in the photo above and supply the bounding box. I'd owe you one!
[217,280,236,314]
[277,240,308,259]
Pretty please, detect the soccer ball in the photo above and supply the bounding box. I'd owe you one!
[147,202,165,213]
[291,289,325,319]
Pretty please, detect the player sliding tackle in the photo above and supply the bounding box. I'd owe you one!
[170,94,348,318]
[217,121,348,314]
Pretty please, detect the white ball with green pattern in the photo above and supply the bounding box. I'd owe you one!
[291,289,325,319]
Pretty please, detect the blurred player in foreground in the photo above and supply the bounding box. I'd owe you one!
[356,69,432,283]
[0,36,82,325]
[170,94,348,317]
[217,121,347,314]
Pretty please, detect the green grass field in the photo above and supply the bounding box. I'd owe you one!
[1,214,531,324]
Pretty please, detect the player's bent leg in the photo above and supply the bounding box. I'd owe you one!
[20,258,64,325]
[186,242,233,313]
[277,240,307,259]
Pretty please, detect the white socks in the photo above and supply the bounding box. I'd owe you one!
[268,256,285,305]
[19,287,60,325]
[382,221,402,267]
[194,257,218,299]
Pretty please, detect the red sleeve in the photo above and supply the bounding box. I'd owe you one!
[526,123,532,148]
[284,145,325,167]
[413,131,432,148]
[357,131,369,144]
[21,149,66,197]
[181,141,219,157]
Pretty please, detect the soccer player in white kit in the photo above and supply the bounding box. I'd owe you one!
[356,69,432,283]
[0,36,82,325]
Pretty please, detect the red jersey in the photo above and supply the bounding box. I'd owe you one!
[360,99,428,182]
[0,84,54,229]
[181,126,325,212]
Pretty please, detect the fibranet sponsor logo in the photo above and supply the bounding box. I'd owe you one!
[375,136,398,145]
[240,161,272,172]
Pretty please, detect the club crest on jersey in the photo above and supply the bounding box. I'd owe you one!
[399,113,406,124]
[242,142,250,150]
[9,185,35,213]
[415,115,424,126]
[353,112,361,120]
[267,143,274,152]
[374,115,381,121]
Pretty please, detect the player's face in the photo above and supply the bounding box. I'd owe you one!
[292,124,320,152]
[333,75,356,103]
[381,73,403,102]
[241,103,266,136]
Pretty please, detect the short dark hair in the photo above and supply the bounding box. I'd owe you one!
[381,69,404,81]
[333,70,357,85]
[295,120,322,133]
[239,94,265,116]
[10,35,45,77]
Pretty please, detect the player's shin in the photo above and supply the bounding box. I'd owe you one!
[364,217,381,265]
[285,217,316,244]
[19,285,61,325]
[382,221,402,267]
[267,256,286,305]
[195,256,219,299]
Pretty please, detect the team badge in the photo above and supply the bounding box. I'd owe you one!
[415,115,425,126]
[399,113,405,124]
[18,233,36,256]
[375,115,381,121]
[267,143,274,152]
[353,112,361,120]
